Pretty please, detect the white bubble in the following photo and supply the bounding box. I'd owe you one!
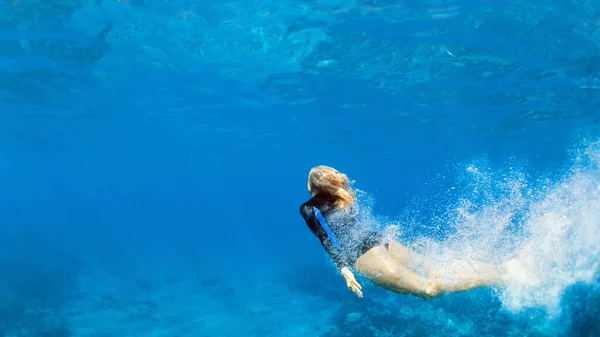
[317,59,337,68]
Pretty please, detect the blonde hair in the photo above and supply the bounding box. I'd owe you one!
[308,165,356,209]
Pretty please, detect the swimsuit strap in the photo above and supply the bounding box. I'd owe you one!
[313,206,343,251]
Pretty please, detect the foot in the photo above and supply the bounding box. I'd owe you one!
[500,259,540,287]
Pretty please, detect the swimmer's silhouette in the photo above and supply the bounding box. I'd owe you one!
[300,165,538,299]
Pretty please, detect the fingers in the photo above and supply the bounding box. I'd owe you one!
[350,280,363,297]
[342,271,363,297]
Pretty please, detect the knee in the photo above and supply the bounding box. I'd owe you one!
[420,279,443,300]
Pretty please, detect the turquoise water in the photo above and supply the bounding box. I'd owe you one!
[1,0,599,336]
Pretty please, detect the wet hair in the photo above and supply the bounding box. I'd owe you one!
[308,165,356,209]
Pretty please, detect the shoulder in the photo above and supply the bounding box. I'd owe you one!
[299,198,316,218]
[299,193,330,213]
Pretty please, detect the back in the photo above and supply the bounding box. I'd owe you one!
[300,193,375,268]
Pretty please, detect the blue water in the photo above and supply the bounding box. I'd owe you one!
[1,0,600,336]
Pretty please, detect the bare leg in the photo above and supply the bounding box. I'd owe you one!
[354,245,506,299]
[387,240,506,282]
[354,246,442,299]
[385,240,440,277]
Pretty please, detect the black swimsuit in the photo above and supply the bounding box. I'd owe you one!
[300,193,387,270]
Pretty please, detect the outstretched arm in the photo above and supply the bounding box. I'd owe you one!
[300,204,363,297]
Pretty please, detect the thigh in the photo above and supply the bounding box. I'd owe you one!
[387,240,440,278]
[354,245,435,295]
[387,240,426,267]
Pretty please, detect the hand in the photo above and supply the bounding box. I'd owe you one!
[340,267,363,297]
